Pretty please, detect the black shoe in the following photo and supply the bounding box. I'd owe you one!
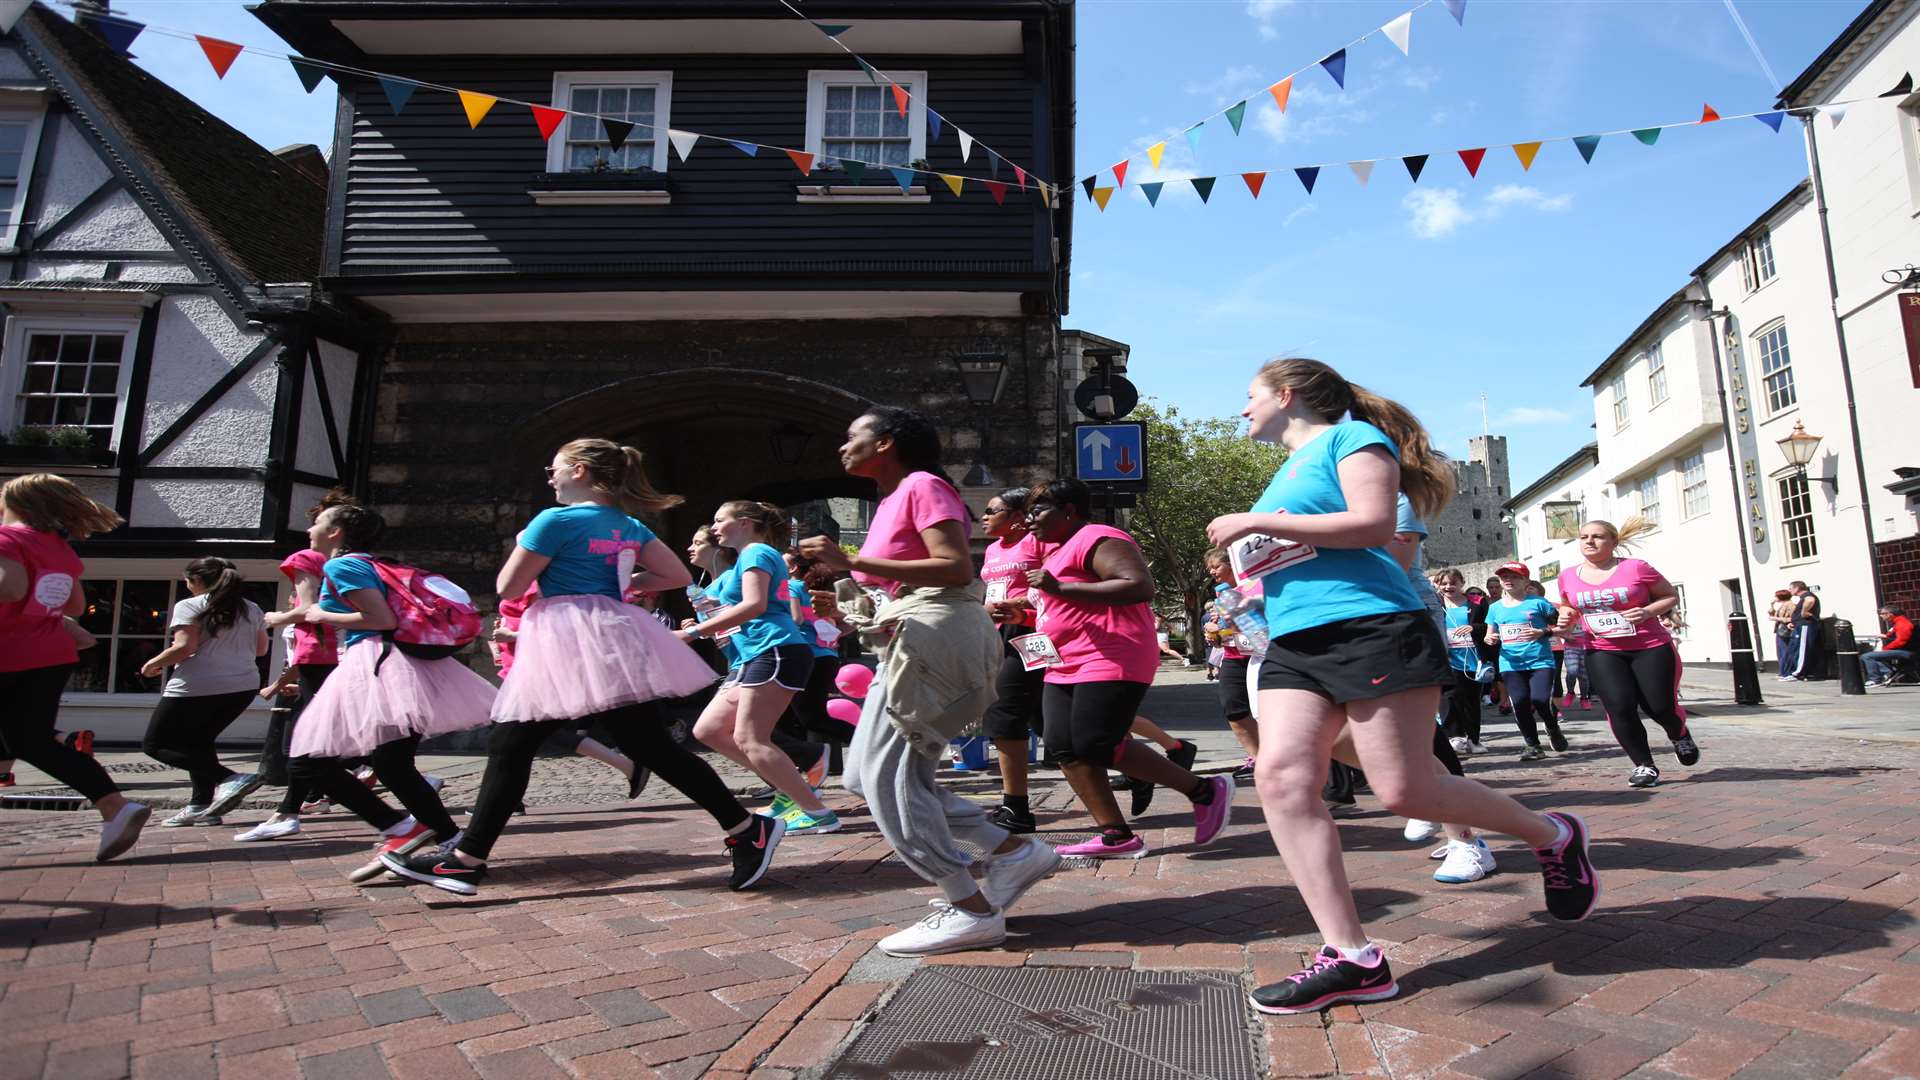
[1232,759,1256,781]
[1627,765,1660,788]
[1547,727,1569,752]
[1533,811,1599,922]
[1130,779,1155,818]
[381,850,485,896]
[628,767,651,800]
[726,813,786,891]
[1249,945,1398,1014]
[1672,736,1700,766]
[1167,739,1199,772]
[987,804,1037,834]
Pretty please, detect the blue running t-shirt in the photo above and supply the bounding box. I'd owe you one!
[519,503,658,600]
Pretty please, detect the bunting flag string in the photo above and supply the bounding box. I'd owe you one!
[195,35,243,79]
[1242,172,1266,198]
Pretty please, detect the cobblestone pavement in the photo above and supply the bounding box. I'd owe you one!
[3,670,1919,1079]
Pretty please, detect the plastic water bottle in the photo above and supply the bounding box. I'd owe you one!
[686,584,723,620]
[1220,587,1269,655]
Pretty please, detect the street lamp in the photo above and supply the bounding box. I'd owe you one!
[1775,420,1838,488]
[954,339,1008,488]
[768,422,812,466]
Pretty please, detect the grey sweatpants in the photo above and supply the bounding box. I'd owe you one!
[843,664,1009,903]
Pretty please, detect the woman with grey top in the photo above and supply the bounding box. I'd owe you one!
[139,557,269,825]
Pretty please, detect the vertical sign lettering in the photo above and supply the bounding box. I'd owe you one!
[1901,293,1920,390]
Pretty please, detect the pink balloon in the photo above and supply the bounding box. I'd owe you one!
[826,697,863,725]
[834,664,874,699]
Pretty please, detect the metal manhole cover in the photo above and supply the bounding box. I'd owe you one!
[826,965,1257,1080]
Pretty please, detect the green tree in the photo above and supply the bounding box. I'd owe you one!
[1129,403,1289,658]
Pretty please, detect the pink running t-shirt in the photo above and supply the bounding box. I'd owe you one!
[981,532,1043,627]
[1557,558,1673,652]
[853,471,971,597]
[1034,524,1160,684]
[0,524,83,673]
[279,549,339,666]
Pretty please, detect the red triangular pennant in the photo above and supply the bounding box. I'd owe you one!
[1700,103,1721,123]
[1241,172,1266,199]
[985,180,1008,205]
[890,83,910,118]
[531,106,566,141]
[1013,164,1028,190]
[196,35,244,79]
[1112,160,1129,189]
[786,149,816,174]
[1457,147,1486,177]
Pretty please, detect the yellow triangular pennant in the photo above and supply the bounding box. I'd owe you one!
[1091,186,1115,211]
[1512,141,1543,171]
[1146,141,1166,171]
[1038,183,1053,208]
[458,90,496,129]
[940,173,965,197]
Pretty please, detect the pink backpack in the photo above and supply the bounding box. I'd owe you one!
[331,555,482,663]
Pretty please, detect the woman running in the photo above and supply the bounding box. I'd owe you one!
[1484,562,1567,760]
[288,504,491,881]
[384,439,779,895]
[1561,619,1592,711]
[1205,358,1597,1014]
[1432,569,1486,754]
[978,486,1049,834]
[1023,478,1231,860]
[139,557,270,825]
[684,500,839,835]
[0,474,150,860]
[797,407,1054,957]
[1554,519,1698,788]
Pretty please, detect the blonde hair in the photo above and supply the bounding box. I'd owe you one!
[1581,517,1655,553]
[558,439,683,515]
[1,473,123,538]
[1431,567,1465,586]
[1255,358,1455,521]
[717,500,792,549]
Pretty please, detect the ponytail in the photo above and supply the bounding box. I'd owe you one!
[1584,517,1655,553]
[718,500,792,549]
[1,473,124,538]
[1254,358,1455,521]
[559,438,684,515]
[183,557,247,639]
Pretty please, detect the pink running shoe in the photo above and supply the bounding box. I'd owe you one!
[1055,833,1147,860]
[1561,694,1575,709]
[1192,775,1234,847]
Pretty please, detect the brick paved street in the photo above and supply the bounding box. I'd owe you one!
[3,671,1919,1079]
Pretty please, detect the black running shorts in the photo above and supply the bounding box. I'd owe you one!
[1258,610,1450,704]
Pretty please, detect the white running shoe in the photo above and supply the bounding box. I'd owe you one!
[233,817,301,842]
[1468,742,1490,754]
[1434,839,1495,883]
[1403,819,1441,843]
[1429,842,1452,860]
[1448,737,1473,755]
[982,836,1061,913]
[96,802,150,863]
[879,902,1007,957]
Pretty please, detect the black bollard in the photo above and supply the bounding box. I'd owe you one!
[1835,619,1866,696]
[1727,611,1765,706]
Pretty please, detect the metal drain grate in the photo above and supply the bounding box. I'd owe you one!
[826,966,1257,1080]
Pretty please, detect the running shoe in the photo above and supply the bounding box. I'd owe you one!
[1129,777,1155,818]
[1326,800,1363,819]
[726,813,786,891]
[1672,736,1700,766]
[1192,775,1233,846]
[768,792,796,820]
[783,807,841,835]
[1579,698,1592,711]
[0,772,13,788]
[1168,739,1199,772]
[1561,694,1575,709]
[1232,758,1256,781]
[355,765,378,789]
[1534,812,1599,921]
[1519,745,1548,762]
[1627,765,1660,788]
[982,836,1060,912]
[1497,702,1513,716]
[1546,727,1570,753]
[803,746,831,789]
[628,767,651,800]
[1428,842,1452,860]
[203,773,264,818]
[987,804,1037,834]
[348,821,435,883]
[233,818,301,842]
[1055,833,1147,860]
[382,850,485,896]
[1468,741,1490,754]
[161,805,219,827]
[1402,819,1441,843]
[1249,945,1398,1014]
[1866,677,1893,688]
[878,902,1006,957]
[1433,838,1496,883]
[64,729,95,755]
[300,797,333,815]
[1448,737,1473,755]
[96,801,150,862]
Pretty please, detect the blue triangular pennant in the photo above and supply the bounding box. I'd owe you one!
[1402,154,1428,182]
[378,77,416,115]
[813,22,852,37]
[1294,166,1320,194]
[1191,176,1216,203]
[1185,123,1203,157]
[889,167,915,193]
[727,141,757,157]
[1443,0,1467,25]
[1572,135,1601,163]
[842,159,867,183]
[856,58,879,84]
[988,151,1002,179]
[289,57,330,94]
[1141,182,1164,207]
[1754,111,1784,132]
[1082,176,1098,200]
[1320,49,1347,89]
[928,108,944,143]
[78,12,144,56]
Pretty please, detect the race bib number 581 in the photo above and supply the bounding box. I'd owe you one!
[1584,611,1636,638]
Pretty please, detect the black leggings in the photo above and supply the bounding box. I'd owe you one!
[291,735,455,837]
[1041,680,1151,765]
[143,689,258,806]
[1445,670,1482,743]
[273,664,334,815]
[0,664,117,802]
[459,702,750,862]
[1499,669,1558,747]
[1431,724,1464,777]
[1588,646,1688,768]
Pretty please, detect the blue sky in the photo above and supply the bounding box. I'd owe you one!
[111,0,1864,486]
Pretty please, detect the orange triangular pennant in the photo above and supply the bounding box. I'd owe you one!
[531,106,566,141]
[458,91,497,129]
[1700,103,1721,123]
[786,149,815,174]
[1511,141,1542,170]
[196,36,244,79]
[1269,77,1293,114]
[891,83,910,118]
[1241,172,1266,198]
[1091,186,1115,211]
[1458,147,1486,177]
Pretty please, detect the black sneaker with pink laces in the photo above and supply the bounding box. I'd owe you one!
[1249,945,1398,1014]
[1534,811,1599,921]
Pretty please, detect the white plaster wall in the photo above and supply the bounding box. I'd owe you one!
[45,187,172,252]
[1593,309,1719,487]
[21,261,109,279]
[130,478,264,528]
[142,294,273,467]
[1618,438,1748,663]
[292,340,358,479]
[1511,456,1609,581]
[30,116,114,231]
[288,480,331,529]
[116,263,201,284]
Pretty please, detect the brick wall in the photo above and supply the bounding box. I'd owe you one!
[1876,534,1920,614]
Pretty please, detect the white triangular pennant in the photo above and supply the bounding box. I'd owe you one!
[958,129,975,164]
[1382,12,1412,55]
[1826,103,1848,127]
[668,129,700,162]
[1349,160,1375,185]
[0,0,30,35]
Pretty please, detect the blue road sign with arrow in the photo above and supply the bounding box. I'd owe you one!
[1074,422,1147,484]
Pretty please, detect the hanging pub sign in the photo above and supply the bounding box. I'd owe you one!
[1901,293,1920,390]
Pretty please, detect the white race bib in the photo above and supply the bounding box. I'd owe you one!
[811,618,842,648]
[32,572,74,613]
[1584,612,1637,639]
[1498,623,1534,644]
[1228,532,1317,582]
[984,579,1009,603]
[1447,624,1475,648]
[1009,632,1064,671]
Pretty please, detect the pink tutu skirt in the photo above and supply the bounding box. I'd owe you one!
[492,592,718,723]
[290,638,497,758]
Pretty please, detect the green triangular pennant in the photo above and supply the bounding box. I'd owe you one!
[289,57,330,94]
[842,159,867,183]
[1632,128,1661,146]
[1224,100,1247,135]
[1572,135,1601,163]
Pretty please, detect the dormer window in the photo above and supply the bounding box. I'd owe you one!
[547,72,673,174]
[805,70,927,170]
[0,106,47,251]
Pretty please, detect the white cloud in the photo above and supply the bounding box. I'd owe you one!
[1404,188,1472,239]
[1246,0,1296,40]
[1183,65,1264,99]
[1487,184,1573,212]
[1494,406,1575,425]
[1282,204,1317,228]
